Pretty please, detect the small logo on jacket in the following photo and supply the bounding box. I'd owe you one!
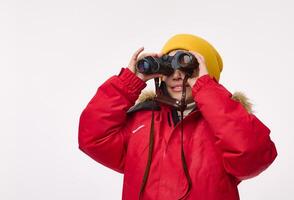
[132,125,145,134]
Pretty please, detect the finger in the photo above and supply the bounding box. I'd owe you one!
[154,74,163,80]
[157,52,164,57]
[151,73,162,78]
[137,52,149,60]
[131,47,144,61]
[138,52,159,60]
[145,73,162,81]
[189,50,205,62]
[128,47,144,72]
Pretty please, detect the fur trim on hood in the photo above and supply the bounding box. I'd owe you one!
[136,90,253,114]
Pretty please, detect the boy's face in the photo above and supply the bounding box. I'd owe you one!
[161,50,194,104]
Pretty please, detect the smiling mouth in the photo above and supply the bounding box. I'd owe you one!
[171,85,189,92]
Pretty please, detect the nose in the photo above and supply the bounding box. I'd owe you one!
[171,69,183,80]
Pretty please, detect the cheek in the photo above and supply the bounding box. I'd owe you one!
[161,76,169,84]
[162,79,173,90]
[166,88,179,99]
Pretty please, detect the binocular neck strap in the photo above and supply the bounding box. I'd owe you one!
[152,76,192,199]
[180,75,189,110]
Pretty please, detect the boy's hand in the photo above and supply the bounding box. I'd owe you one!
[128,47,163,82]
[186,51,209,87]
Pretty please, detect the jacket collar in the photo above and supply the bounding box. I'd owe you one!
[136,90,253,114]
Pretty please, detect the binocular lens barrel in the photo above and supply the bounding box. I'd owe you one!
[136,60,151,73]
[178,54,192,66]
[136,57,161,74]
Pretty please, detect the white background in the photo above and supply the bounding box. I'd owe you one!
[1,0,293,199]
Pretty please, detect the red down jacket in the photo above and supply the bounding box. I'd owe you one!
[78,68,277,200]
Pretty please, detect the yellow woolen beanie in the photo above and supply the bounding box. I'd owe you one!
[161,34,223,82]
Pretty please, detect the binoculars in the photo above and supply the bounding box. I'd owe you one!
[136,51,199,77]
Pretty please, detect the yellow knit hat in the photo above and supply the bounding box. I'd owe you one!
[161,34,223,82]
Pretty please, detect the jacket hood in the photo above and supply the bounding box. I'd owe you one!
[136,90,253,114]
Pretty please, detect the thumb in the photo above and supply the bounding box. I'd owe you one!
[128,47,144,73]
[138,73,162,82]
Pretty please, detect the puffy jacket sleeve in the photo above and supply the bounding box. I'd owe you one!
[192,74,277,181]
[78,68,146,173]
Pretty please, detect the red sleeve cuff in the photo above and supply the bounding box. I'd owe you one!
[192,74,217,94]
[118,68,147,101]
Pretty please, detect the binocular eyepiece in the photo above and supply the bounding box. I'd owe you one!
[136,51,199,77]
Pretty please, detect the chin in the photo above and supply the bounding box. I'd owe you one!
[167,89,193,103]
